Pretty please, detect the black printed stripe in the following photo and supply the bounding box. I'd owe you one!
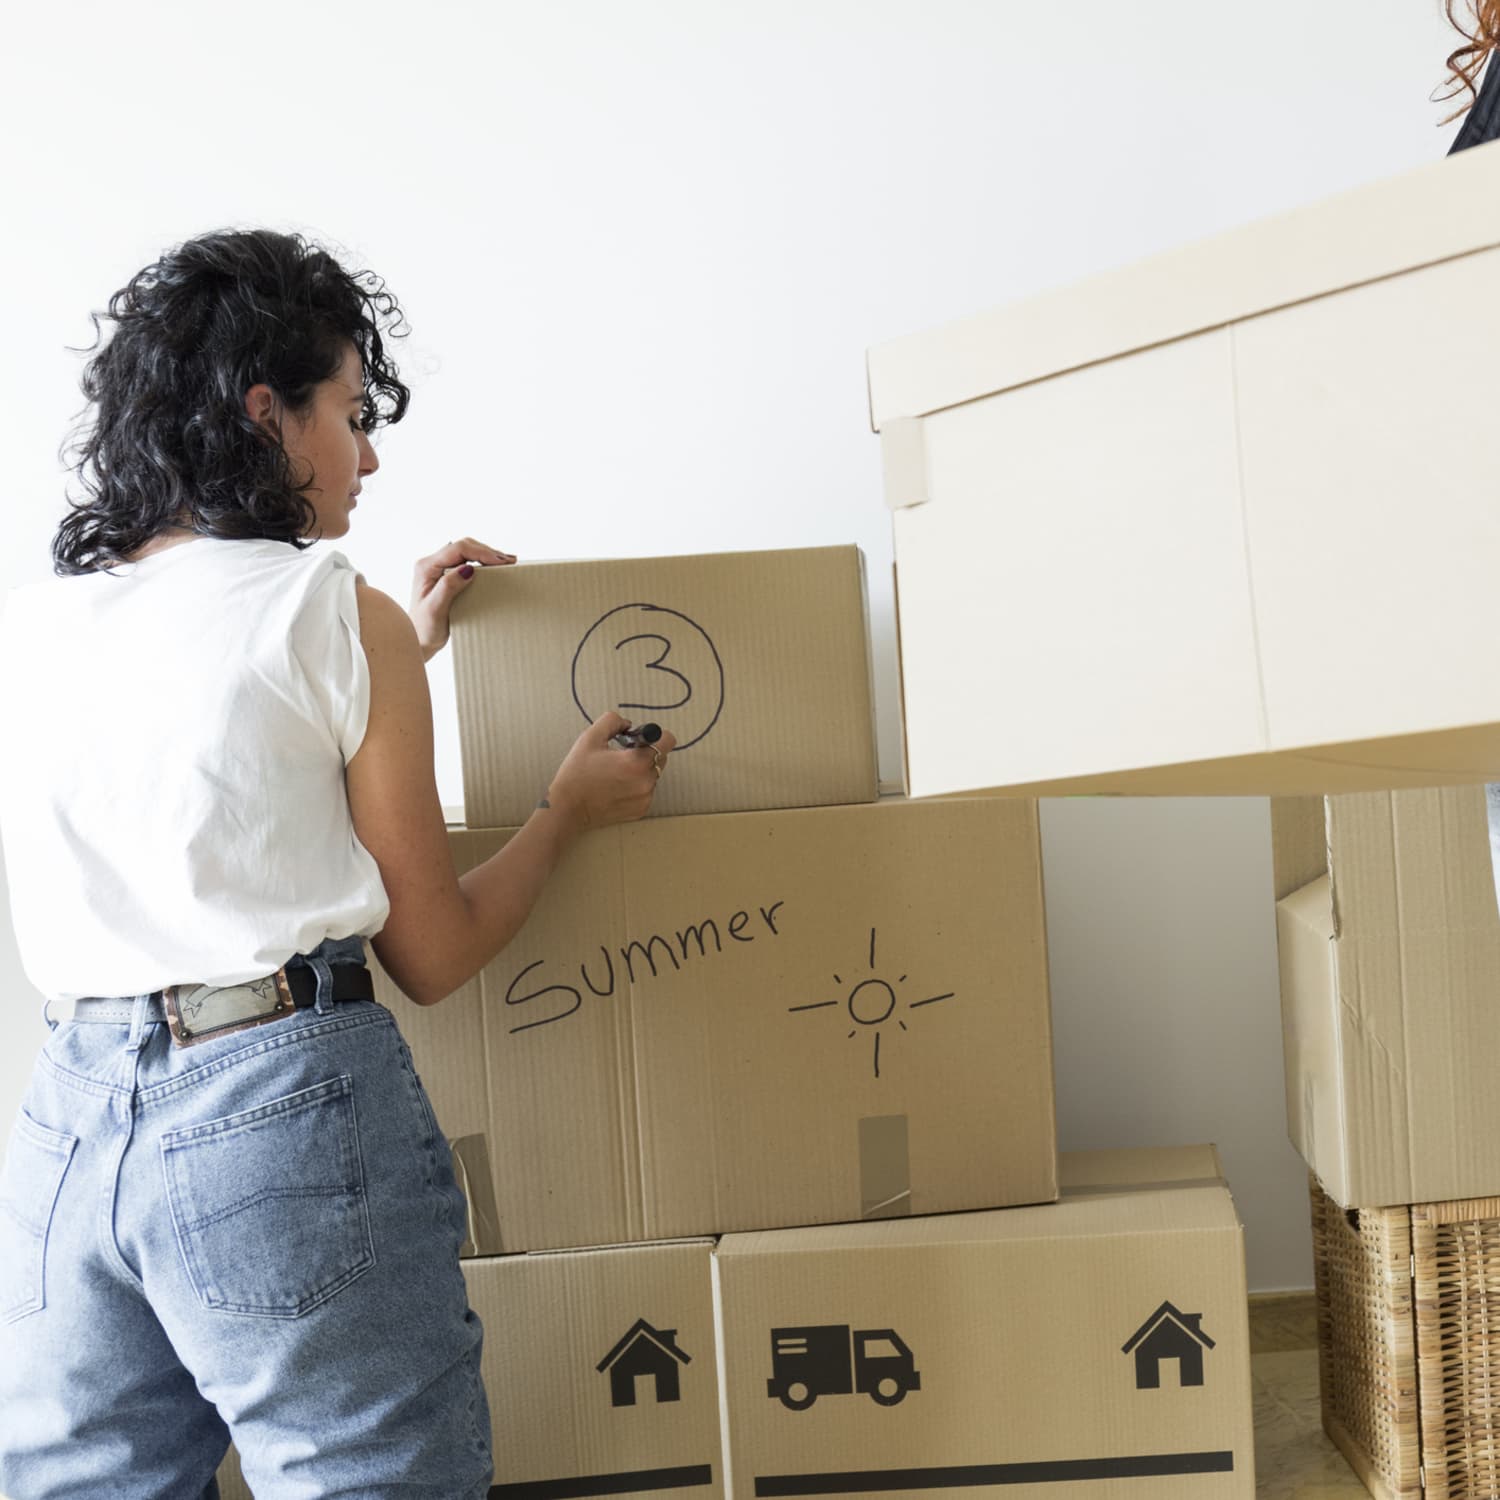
[491,1463,713,1499]
[754,1451,1236,1495]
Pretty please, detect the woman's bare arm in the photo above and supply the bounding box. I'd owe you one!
[345,580,669,1005]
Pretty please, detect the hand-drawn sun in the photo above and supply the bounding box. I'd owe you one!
[787,928,954,1078]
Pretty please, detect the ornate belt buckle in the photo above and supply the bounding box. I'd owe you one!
[162,968,296,1047]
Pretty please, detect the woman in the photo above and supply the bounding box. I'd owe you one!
[1447,0,1500,150]
[0,228,673,1498]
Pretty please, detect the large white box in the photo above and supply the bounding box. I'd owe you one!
[870,140,1500,798]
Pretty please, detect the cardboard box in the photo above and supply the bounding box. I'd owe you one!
[714,1145,1253,1498]
[1272,786,1500,1208]
[451,547,879,827]
[377,796,1057,1252]
[472,1239,724,1497]
[870,140,1500,798]
[216,1240,723,1500]
[215,1446,250,1500]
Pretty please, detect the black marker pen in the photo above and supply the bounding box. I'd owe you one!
[611,722,663,750]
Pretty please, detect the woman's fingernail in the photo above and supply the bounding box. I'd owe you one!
[459,565,475,580]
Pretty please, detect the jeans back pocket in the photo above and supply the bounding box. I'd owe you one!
[160,1074,374,1318]
[0,1111,78,1324]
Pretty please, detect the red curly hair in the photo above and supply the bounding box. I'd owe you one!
[1442,0,1500,119]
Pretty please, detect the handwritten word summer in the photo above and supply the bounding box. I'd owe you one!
[503,900,787,1034]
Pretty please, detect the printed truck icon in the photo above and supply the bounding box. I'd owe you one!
[766,1324,921,1411]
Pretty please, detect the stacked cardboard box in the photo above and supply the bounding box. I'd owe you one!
[220,1154,1252,1500]
[450,547,882,827]
[717,1145,1252,1496]
[217,542,1266,1499]
[375,797,1058,1253]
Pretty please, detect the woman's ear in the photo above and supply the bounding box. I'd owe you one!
[243,382,282,438]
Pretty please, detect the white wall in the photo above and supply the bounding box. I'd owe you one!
[0,0,1463,1289]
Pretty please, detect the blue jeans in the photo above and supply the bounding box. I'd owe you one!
[0,938,492,1499]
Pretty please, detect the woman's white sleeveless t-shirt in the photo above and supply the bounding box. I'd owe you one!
[0,537,390,1000]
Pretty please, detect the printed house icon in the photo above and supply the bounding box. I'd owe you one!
[596,1318,692,1406]
[1121,1301,1216,1389]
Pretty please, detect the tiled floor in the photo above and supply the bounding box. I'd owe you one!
[1251,1293,1367,1498]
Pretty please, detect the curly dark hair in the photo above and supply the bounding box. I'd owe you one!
[53,228,410,575]
[1441,0,1500,121]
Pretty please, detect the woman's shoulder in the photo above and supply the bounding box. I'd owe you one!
[213,536,356,574]
[173,538,361,608]
[3,537,362,631]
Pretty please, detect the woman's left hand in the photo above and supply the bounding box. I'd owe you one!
[408,537,516,662]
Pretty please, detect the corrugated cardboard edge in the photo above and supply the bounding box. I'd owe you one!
[1032,808,1060,1205]
[514,1234,717,1261]
[866,139,1500,431]
[1323,794,1420,1207]
[1223,1200,1255,1472]
[852,547,883,794]
[890,562,911,797]
[709,1248,737,1500]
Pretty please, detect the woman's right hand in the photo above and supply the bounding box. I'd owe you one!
[544,712,675,833]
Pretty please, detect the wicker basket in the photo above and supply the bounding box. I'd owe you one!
[1310,1174,1500,1499]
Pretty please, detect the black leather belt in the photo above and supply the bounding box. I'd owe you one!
[63,964,376,1045]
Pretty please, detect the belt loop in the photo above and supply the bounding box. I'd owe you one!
[309,955,336,1015]
[125,993,154,1054]
[41,997,58,1033]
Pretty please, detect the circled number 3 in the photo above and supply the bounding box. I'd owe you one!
[615,633,692,713]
